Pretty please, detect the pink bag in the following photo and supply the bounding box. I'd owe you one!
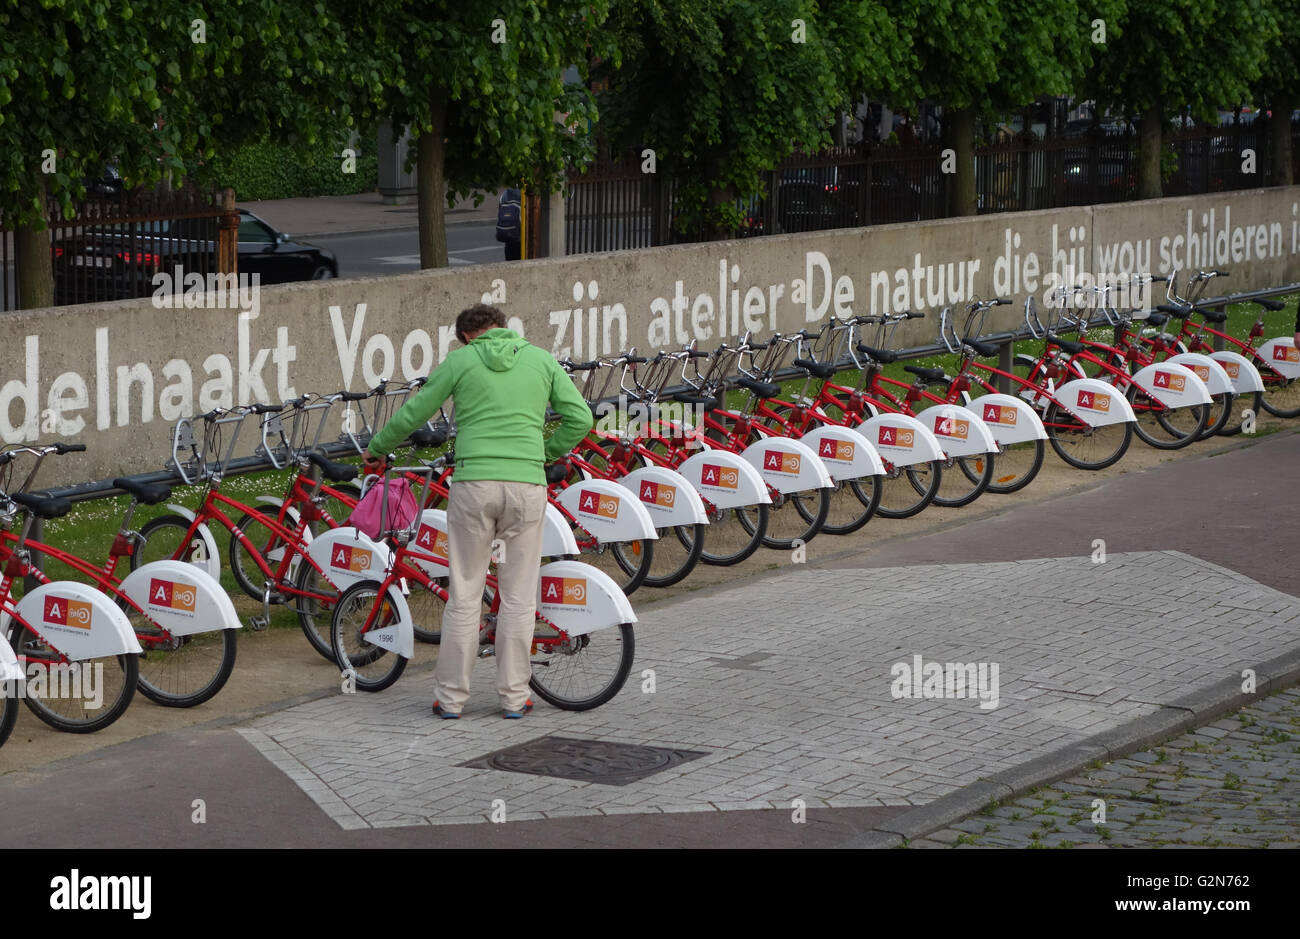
[349,477,419,538]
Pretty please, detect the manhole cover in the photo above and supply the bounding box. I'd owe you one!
[461,736,707,786]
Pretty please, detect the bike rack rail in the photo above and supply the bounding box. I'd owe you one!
[29,280,1300,509]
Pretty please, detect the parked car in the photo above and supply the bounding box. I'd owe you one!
[52,209,338,305]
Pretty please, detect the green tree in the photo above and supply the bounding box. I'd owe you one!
[1087,0,1278,199]
[342,2,610,267]
[596,0,906,238]
[0,0,367,308]
[884,0,1121,216]
[1253,0,1300,185]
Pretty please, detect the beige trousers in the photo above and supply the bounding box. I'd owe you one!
[436,479,547,713]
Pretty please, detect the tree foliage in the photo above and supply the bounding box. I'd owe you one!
[339,0,611,265]
[0,0,365,226]
[596,0,907,236]
[1088,0,1277,122]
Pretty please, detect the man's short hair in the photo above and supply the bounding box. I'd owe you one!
[456,304,507,343]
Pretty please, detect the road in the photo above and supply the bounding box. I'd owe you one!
[309,222,505,278]
[0,222,503,312]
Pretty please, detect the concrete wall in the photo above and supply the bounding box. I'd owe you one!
[5,186,1300,487]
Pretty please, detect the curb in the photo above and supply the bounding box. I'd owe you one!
[837,645,1300,849]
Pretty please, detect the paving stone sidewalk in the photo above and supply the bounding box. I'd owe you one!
[906,686,1300,848]
[237,550,1300,830]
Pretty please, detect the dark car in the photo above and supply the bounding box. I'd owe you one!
[52,209,337,305]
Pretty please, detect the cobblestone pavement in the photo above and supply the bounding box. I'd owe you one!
[238,550,1300,830]
[906,686,1300,848]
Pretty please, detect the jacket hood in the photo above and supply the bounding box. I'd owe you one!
[471,328,526,371]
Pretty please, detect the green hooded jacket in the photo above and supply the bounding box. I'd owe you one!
[366,328,592,485]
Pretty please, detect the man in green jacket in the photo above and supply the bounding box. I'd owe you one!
[366,303,593,718]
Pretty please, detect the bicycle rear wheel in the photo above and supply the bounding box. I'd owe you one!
[1043,399,1132,470]
[0,689,16,748]
[821,475,880,535]
[7,620,137,733]
[932,453,994,508]
[1128,385,1208,449]
[529,621,634,711]
[698,502,768,565]
[758,485,830,549]
[1219,390,1263,436]
[123,596,237,708]
[331,581,408,692]
[875,460,941,519]
[985,439,1044,494]
[1195,392,1234,439]
[571,525,653,595]
[1259,368,1300,418]
[641,524,704,588]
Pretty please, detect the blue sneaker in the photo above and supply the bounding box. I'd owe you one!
[502,699,534,719]
[432,701,460,720]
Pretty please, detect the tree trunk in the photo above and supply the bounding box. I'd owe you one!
[417,91,449,269]
[15,218,53,310]
[948,106,977,217]
[1271,94,1293,186]
[1136,103,1164,200]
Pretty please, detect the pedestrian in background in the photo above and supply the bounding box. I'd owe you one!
[497,188,522,261]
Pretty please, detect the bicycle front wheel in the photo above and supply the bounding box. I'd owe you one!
[331,581,408,692]
[8,621,137,733]
[529,621,635,711]
[230,511,296,601]
[133,515,211,571]
[407,576,447,644]
[294,560,342,663]
[125,595,237,708]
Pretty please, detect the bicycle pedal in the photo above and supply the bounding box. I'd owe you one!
[249,615,270,632]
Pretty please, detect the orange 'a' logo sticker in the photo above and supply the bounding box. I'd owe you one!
[817,438,855,461]
[540,576,587,605]
[763,450,801,473]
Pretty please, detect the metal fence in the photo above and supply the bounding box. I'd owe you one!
[1,185,237,312]
[566,119,1298,253]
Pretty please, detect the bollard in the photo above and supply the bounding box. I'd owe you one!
[997,340,1013,394]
